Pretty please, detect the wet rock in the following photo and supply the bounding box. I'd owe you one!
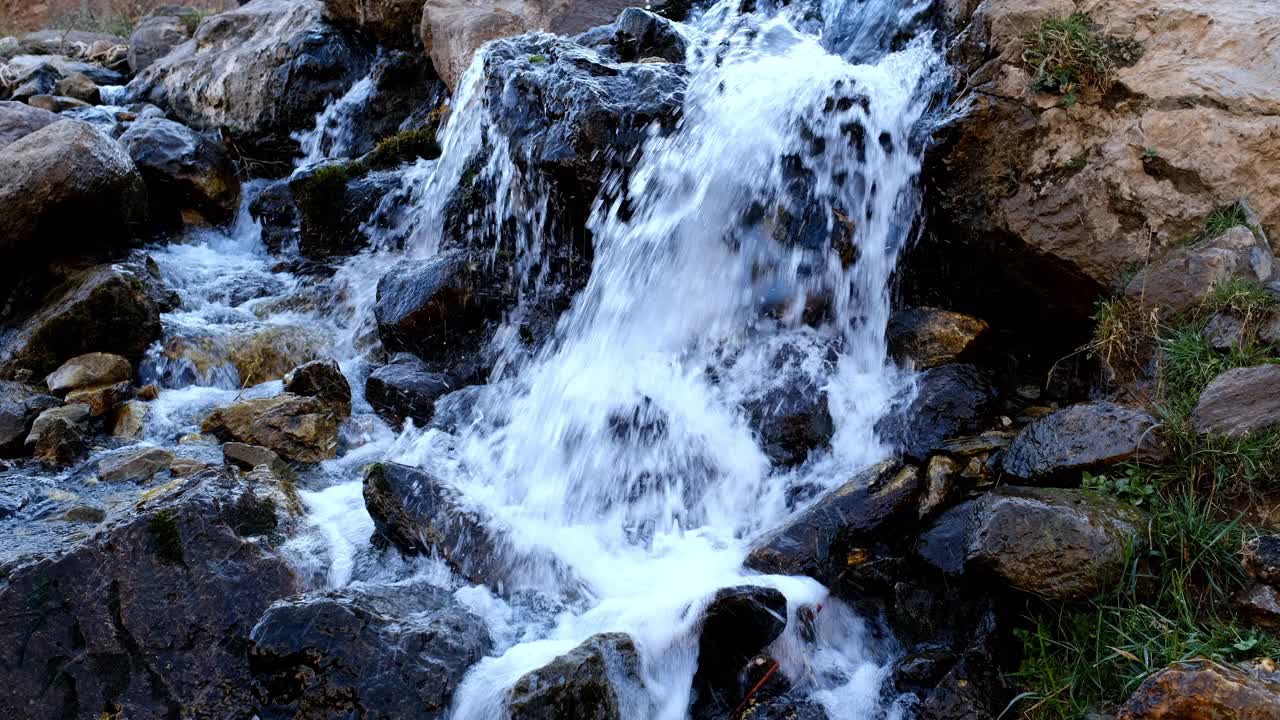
[745,459,920,581]
[1116,660,1280,720]
[54,71,99,103]
[0,120,147,263]
[919,455,960,519]
[877,364,999,462]
[249,178,300,252]
[739,697,829,720]
[579,8,689,64]
[508,632,648,720]
[888,307,990,369]
[0,265,161,381]
[1001,401,1169,482]
[156,325,326,388]
[66,379,133,416]
[29,411,86,464]
[45,352,132,395]
[25,94,91,113]
[128,0,374,164]
[366,355,458,426]
[0,100,57,149]
[0,467,301,718]
[375,250,507,367]
[6,61,60,99]
[918,487,1146,601]
[0,381,60,455]
[325,0,424,49]
[120,117,241,226]
[363,462,502,585]
[290,163,402,258]
[96,446,175,483]
[283,358,352,417]
[128,6,201,73]
[223,442,290,476]
[1243,535,1280,587]
[201,394,341,464]
[1127,226,1274,317]
[1193,364,1280,437]
[112,400,149,439]
[250,581,492,719]
[692,586,788,717]
[1233,584,1280,632]
[422,0,649,89]
[740,340,837,468]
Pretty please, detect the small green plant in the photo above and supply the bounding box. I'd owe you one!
[1082,468,1156,506]
[1141,147,1159,161]
[365,126,442,170]
[1202,203,1250,239]
[529,54,549,65]
[147,509,184,564]
[1023,13,1117,97]
[1087,298,1155,383]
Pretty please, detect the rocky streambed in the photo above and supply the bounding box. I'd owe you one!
[2,1,1280,720]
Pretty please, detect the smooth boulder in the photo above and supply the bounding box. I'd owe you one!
[128,6,201,73]
[918,487,1146,601]
[0,100,57,149]
[201,394,341,464]
[508,633,648,720]
[1001,401,1169,481]
[120,117,241,226]
[876,364,999,461]
[44,352,132,395]
[0,120,147,262]
[1193,364,1280,437]
[887,308,989,369]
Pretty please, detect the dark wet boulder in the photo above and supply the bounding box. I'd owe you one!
[1116,660,1280,720]
[366,355,459,426]
[887,307,990,369]
[0,265,162,381]
[739,697,829,720]
[578,7,689,64]
[0,467,301,719]
[362,462,503,586]
[917,487,1146,601]
[692,586,788,717]
[202,394,341,464]
[374,250,508,367]
[1193,364,1280,437]
[283,358,352,417]
[290,163,402,259]
[0,100,57,149]
[745,459,921,582]
[508,632,648,720]
[876,364,1000,462]
[738,339,837,468]
[128,6,201,73]
[249,179,301,252]
[1001,402,1170,482]
[0,381,60,455]
[120,117,241,227]
[1243,535,1280,587]
[0,120,147,263]
[250,581,492,720]
[127,0,374,165]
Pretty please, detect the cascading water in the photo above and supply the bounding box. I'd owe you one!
[110,0,944,716]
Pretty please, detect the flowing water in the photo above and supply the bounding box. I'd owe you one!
[115,0,945,717]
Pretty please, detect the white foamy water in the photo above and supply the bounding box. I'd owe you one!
[112,0,944,717]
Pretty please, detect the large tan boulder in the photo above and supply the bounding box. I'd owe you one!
[935,0,1280,310]
[420,0,644,89]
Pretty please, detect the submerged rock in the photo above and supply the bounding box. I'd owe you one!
[918,486,1146,601]
[1116,660,1280,720]
[128,0,373,163]
[1193,364,1280,437]
[0,265,162,381]
[201,394,341,464]
[120,117,241,226]
[250,581,492,719]
[745,459,920,581]
[1001,401,1169,481]
[508,632,648,720]
[692,586,788,717]
[0,120,147,263]
[887,307,990,369]
[0,467,300,718]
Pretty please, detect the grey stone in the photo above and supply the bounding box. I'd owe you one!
[1193,364,1280,437]
[1002,402,1169,481]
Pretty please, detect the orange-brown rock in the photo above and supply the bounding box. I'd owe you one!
[1117,660,1280,720]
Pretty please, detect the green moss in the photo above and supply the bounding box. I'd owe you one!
[365,126,442,171]
[1023,13,1138,98]
[147,509,184,564]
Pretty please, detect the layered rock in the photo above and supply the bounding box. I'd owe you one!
[0,120,147,263]
[201,394,341,463]
[1001,401,1169,481]
[44,352,132,395]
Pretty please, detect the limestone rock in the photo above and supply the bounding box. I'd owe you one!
[201,394,341,464]
[0,120,147,263]
[887,308,990,369]
[45,352,132,395]
[1193,365,1280,437]
[1001,401,1169,481]
[1116,660,1280,720]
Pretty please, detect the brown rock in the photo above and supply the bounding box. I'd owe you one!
[1116,660,1280,720]
[1192,365,1280,437]
[54,72,100,103]
[920,455,960,519]
[25,95,92,113]
[112,400,149,439]
[65,380,133,417]
[0,380,60,455]
[283,358,352,417]
[28,406,88,465]
[324,0,423,48]
[887,308,990,369]
[25,403,90,450]
[96,447,175,483]
[1125,226,1273,316]
[201,394,340,463]
[45,352,132,395]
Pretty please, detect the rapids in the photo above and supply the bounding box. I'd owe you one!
[113,0,946,717]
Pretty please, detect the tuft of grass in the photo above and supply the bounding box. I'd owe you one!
[1203,203,1250,240]
[1087,298,1156,384]
[1023,13,1118,97]
[146,509,184,564]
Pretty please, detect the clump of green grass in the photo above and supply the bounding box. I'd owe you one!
[365,126,442,170]
[1023,13,1120,102]
[146,509,184,564]
[1203,203,1250,239]
[1087,298,1156,384]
